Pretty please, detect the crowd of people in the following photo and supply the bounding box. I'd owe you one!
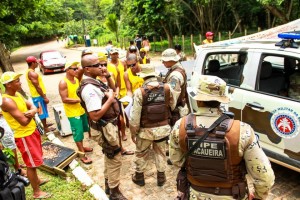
[0,36,276,200]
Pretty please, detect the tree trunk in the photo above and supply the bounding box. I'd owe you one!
[264,5,288,24]
[0,42,14,73]
[161,21,173,48]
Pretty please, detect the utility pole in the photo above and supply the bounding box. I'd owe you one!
[81,12,86,35]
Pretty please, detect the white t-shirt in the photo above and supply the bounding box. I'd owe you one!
[81,83,105,112]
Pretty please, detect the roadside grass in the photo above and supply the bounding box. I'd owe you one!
[25,168,94,200]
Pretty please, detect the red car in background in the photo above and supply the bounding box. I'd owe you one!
[39,50,66,74]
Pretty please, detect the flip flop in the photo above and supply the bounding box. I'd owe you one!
[39,178,49,186]
[33,192,52,199]
[83,147,93,152]
[121,150,134,156]
[48,127,56,132]
[80,157,92,164]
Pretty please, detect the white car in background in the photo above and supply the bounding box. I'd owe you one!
[190,33,300,172]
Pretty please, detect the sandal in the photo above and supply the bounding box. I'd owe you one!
[122,135,127,141]
[121,150,134,156]
[80,157,92,164]
[83,147,93,152]
[39,178,49,186]
[33,192,52,199]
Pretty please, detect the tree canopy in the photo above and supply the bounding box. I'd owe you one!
[0,0,300,50]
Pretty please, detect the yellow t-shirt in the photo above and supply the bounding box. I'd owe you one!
[2,92,36,138]
[63,77,85,117]
[202,39,213,44]
[26,69,46,97]
[128,68,144,93]
[108,60,127,98]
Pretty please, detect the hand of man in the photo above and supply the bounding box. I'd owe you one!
[24,110,36,118]
[101,67,109,77]
[43,96,49,104]
[105,89,115,100]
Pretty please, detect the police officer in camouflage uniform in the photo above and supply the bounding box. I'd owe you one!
[78,54,127,200]
[161,48,189,125]
[130,64,175,187]
[169,75,275,200]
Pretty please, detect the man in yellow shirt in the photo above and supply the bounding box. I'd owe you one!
[58,62,92,164]
[1,71,51,199]
[202,31,214,44]
[25,56,54,134]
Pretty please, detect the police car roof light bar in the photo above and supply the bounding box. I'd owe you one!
[276,31,300,49]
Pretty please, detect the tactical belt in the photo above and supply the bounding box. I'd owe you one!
[90,117,118,130]
[141,119,169,128]
[112,147,121,155]
[154,136,169,143]
[191,185,232,196]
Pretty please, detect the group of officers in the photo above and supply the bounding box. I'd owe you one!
[1,46,275,200]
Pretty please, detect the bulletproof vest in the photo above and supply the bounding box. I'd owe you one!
[178,114,246,189]
[163,66,187,107]
[140,83,170,128]
[77,78,120,123]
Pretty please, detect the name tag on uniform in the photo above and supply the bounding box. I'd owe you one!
[188,139,226,159]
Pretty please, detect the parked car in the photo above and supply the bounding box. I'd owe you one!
[190,33,300,172]
[39,50,66,74]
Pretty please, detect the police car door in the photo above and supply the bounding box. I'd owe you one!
[240,53,300,172]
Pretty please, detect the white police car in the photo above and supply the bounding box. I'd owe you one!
[190,31,300,172]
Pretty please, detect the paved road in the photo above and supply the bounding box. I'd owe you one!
[10,40,300,200]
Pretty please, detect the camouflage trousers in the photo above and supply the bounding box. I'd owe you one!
[189,187,247,200]
[103,152,122,188]
[135,135,166,173]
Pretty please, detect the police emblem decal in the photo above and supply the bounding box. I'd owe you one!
[270,107,300,139]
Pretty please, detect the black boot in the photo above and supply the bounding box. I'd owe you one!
[132,172,145,186]
[109,185,127,200]
[157,171,166,186]
[105,178,110,194]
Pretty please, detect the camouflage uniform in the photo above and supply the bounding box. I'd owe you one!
[289,72,300,100]
[130,77,176,173]
[169,75,275,200]
[163,62,189,117]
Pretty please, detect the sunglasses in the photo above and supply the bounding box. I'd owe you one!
[69,68,78,71]
[85,63,102,68]
[99,63,107,67]
[127,63,137,68]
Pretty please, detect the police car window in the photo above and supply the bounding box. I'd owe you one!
[258,55,300,100]
[204,53,246,86]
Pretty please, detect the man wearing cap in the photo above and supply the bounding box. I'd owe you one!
[58,61,92,164]
[202,31,214,44]
[25,56,54,134]
[78,54,127,200]
[107,48,127,99]
[1,71,51,199]
[130,64,175,187]
[161,48,189,126]
[169,75,275,200]
[138,48,150,64]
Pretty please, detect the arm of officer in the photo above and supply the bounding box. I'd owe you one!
[240,122,275,199]
[81,85,115,121]
[129,88,142,142]
[169,118,186,167]
[168,72,183,110]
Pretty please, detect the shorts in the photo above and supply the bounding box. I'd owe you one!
[0,116,16,149]
[32,96,49,120]
[15,129,43,168]
[68,113,89,142]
